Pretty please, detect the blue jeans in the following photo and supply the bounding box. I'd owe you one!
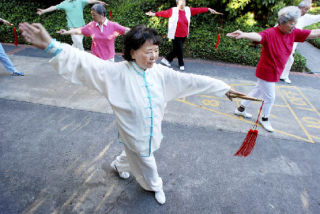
[0,43,16,73]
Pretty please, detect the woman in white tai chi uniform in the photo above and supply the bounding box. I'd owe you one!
[19,22,245,205]
[228,6,320,132]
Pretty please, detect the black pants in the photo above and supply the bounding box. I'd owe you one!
[166,37,186,66]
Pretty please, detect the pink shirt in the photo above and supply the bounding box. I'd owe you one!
[81,20,126,60]
[155,7,208,38]
[256,27,311,82]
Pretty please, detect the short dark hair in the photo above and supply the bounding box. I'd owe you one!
[123,25,161,61]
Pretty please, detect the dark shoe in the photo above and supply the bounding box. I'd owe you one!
[11,71,24,76]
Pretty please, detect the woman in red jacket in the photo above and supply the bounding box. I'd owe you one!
[146,0,222,71]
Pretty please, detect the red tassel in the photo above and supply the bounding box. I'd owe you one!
[215,34,221,49]
[234,101,264,157]
[12,26,18,46]
[234,129,258,157]
[109,9,113,19]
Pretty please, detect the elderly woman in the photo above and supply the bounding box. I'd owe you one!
[57,4,129,61]
[227,6,320,132]
[146,0,222,71]
[19,22,245,205]
[37,0,108,50]
[0,18,23,76]
[280,0,320,84]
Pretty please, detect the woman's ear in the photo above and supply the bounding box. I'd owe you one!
[130,49,136,60]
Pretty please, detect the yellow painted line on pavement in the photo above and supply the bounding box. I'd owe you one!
[296,87,320,117]
[277,87,315,143]
[94,185,115,214]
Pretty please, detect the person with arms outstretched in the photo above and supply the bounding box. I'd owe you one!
[37,0,108,50]
[146,0,222,71]
[228,6,320,132]
[57,3,129,61]
[280,0,320,84]
[19,21,245,205]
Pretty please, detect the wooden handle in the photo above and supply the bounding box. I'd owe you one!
[229,94,263,102]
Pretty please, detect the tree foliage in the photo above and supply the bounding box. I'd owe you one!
[0,0,309,71]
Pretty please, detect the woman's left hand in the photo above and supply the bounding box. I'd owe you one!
[209,8,223,15]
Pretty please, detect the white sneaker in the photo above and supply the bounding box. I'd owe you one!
[259,118,274,132]
[179,66,185,71]
[234,108,252,118]
[155,190,166,205]
[110,161,130,179]
[284,78,291,84]
[161,58,171,67]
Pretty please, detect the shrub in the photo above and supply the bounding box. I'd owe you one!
[0,0,308,72]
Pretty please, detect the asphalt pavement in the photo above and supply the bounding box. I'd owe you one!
[0,43,320,214]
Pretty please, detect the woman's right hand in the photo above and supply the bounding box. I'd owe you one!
[57,29,67,35]
[19,22,52,50]
[145,11,155,16]
[36,9,44,15]
[226,30,244,39]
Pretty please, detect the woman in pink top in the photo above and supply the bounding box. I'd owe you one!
[227,6,320,132]
[146,0,222,71]
[58,3,129,61]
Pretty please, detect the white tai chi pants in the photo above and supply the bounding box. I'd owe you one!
[71,34,84,51]
[280,42,298,80]
[241,77,275,118]
[112,145,163,192]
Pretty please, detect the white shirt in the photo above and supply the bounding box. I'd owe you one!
[50,44,230,156]
[292,13,320,53]
[296,13,320,29]
[95,18,108,32]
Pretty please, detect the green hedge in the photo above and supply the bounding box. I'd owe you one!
[0,0,307,72]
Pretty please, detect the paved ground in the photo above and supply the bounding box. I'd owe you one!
[0,43,320,214]
[297,42,320,73]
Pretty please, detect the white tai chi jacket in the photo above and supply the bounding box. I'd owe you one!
[50,44,230,156]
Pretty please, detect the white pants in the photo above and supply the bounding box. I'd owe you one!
[280,42,298,80]
[241,78,275,118]
[280,53,294,80]
[71,34,84,51]
[112,145,163,192]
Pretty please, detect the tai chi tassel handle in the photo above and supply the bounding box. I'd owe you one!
[229,94,263,102]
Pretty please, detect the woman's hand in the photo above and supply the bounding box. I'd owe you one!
[145,11,155,16]
[37,8,44,15]
[226,30,244,39]
[0,18,12,25]
[57,29,67,35]
[97,1,109,7]
[19,22,52,50]
[208,8,223,15]
[225,89,246,101]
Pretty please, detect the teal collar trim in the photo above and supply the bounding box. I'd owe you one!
[132,61,149,77]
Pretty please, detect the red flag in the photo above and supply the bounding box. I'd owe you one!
[215,34,220,49]
[109,9,113,19]
[12,26,18,46]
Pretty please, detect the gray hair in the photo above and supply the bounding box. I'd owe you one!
[176,0,186,4]
[91,3,106,16]
[298,0,311,8]
[278,6,301,25]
